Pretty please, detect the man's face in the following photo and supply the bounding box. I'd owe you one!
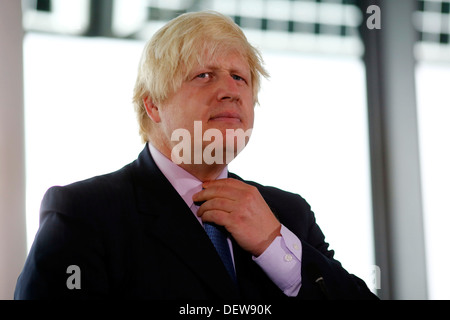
[153,50,255,163]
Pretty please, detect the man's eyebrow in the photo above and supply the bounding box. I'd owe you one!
[188,63,250,80]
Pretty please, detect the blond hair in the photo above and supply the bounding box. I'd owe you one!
[133,10,269,142]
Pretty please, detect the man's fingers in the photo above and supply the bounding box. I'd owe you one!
[192,177,281,256]
[199,209,229,227]
[197,198,235,217]
[192,178,243,203]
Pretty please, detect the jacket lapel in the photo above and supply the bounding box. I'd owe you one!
[130,145,239,298]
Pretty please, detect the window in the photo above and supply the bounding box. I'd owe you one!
[22,0,90,34]
[414,0,450,300]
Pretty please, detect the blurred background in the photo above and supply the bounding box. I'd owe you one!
[1,0,449,299]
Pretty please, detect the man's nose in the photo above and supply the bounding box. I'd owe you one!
[216,75,241,102]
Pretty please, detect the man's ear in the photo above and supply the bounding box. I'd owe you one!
[143,96,161,123]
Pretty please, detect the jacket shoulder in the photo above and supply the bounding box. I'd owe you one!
[40,162,135,221]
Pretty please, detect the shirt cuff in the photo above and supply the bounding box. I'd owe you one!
[252,225,302,296]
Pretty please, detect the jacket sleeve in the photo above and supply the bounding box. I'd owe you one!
[256,184,378,300]
[294,197,378,300]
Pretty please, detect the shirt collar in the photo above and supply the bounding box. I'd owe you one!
[148,143,228,209]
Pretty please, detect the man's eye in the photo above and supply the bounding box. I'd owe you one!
[232,74,245,82]
[196,73,210,79]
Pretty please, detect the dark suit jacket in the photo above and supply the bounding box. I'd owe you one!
[15,145,377,299]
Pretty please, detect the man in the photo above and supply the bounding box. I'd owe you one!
[15,11,377,299]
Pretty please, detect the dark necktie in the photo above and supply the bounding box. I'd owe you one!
[204,222,237,284]
[194,201,237,284]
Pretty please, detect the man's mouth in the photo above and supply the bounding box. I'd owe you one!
[209,112,241,123]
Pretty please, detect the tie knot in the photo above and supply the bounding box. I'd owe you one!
[193,200,206,206]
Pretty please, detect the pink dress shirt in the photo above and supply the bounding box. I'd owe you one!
[148,143,302,296]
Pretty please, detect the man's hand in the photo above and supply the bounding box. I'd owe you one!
[193,178,281,256]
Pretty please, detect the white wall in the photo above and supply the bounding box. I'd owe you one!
[0,1,27,299]
[416,62,450,300]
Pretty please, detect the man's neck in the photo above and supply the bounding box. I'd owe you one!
[149,141,228,182]
[178,162,227,182]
